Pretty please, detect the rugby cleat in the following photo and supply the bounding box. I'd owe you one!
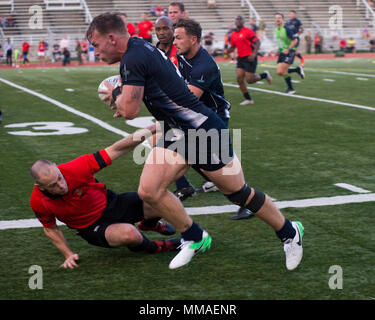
[137,220,176,236]
[285,88,296,95]
[239,99,254,106]
[230,207,255,220]
[169,231,212,269]
[264,70,273,85]
[297,66,305,79]
[196,181,219,193]
[173,186,195,202]
[153,238,181,253]
[284,221,304,271]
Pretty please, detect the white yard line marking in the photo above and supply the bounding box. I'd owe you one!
[323,79,335,82]
[258,64,375,78]
[0,77,129,137]
[223,83,375,112]
[1,192,375,230]
[334,183,371,193]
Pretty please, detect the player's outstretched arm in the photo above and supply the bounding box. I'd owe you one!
[43,225,79,269]
[105,124,157,161]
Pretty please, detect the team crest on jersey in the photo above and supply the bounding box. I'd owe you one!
[73,188,84,197]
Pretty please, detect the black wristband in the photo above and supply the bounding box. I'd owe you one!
[112,86,122,101]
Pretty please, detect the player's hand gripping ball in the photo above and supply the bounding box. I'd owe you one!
[97,75,120,106]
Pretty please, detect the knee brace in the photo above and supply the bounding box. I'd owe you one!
[226,184,266,213]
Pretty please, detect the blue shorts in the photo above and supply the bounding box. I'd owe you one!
[156,113,234,172]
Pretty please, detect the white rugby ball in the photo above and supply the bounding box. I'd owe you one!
[98,75,120,105]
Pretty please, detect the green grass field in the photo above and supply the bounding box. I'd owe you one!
[0,57,374,300]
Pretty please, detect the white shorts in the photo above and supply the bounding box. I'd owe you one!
[37,51,46,57]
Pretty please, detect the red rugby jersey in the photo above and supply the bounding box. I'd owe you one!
[168,44,178,67]
[30,149,112,229]
[230,27,259,58]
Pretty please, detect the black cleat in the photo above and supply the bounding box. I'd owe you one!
[231,207,256,220]
[173,186,195,201]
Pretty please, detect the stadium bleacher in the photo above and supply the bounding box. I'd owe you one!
[0,0,374,61]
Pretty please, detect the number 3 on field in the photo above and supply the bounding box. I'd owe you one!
[5,122,88,136]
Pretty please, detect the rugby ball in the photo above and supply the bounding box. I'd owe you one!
[97,75,120,105]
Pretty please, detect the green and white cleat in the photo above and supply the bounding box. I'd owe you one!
[169,231,212,269]
[284,221,304,271]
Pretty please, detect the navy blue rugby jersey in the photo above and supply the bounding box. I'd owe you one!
[119,37,215,131]
[177,46,230,120]
[285,18,303,35]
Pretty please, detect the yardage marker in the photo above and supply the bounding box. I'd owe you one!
[223,83,375,112]
[334,183,371,193]
[0,77,129,138]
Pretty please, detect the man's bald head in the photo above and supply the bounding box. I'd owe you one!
[30,160,55,184]
[155,16,174,45]
[156,16,173,29]
[31,160,68,195]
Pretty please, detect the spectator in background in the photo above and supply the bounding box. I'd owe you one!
[249,18,259,33]
[52,40,61,62]
[37,39,47,65]
[138,13,154,43]
[339,38,346,52]
[203,30,215,55]
[88,42,95,62]
[207,0,216,8]
[7,16,15,27]
[60,36,69,51]
[75,39,83,65]
[21,40,30,64]
[156,5,164,17]
[1,16,6,28]
[62,47,71,66]
[330,29,339,41]
[168,2,186,26]
[150,7,156,17]
[4,38,13,66]
[314,32,323,53]
[362,26,370,39]
[304,31,312,54]
[80,39,88,62]
[369,0,374,9]
[369,36,375,52]
[257,18,266,40]
[117,12,137,37]
[347,38,356,53]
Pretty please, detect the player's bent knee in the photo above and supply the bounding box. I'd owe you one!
[226,184,266,213]
[138,184,166,204]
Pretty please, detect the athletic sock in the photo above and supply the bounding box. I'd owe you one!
[181,222,203,242]
[275,219,296,243]
[141,217,160,228]
[243,92,251,100]
[288,67,299,74]
[284,75,293,89]
[297,53,303,59]
[176,175,193,189]
[127,234,157,253]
